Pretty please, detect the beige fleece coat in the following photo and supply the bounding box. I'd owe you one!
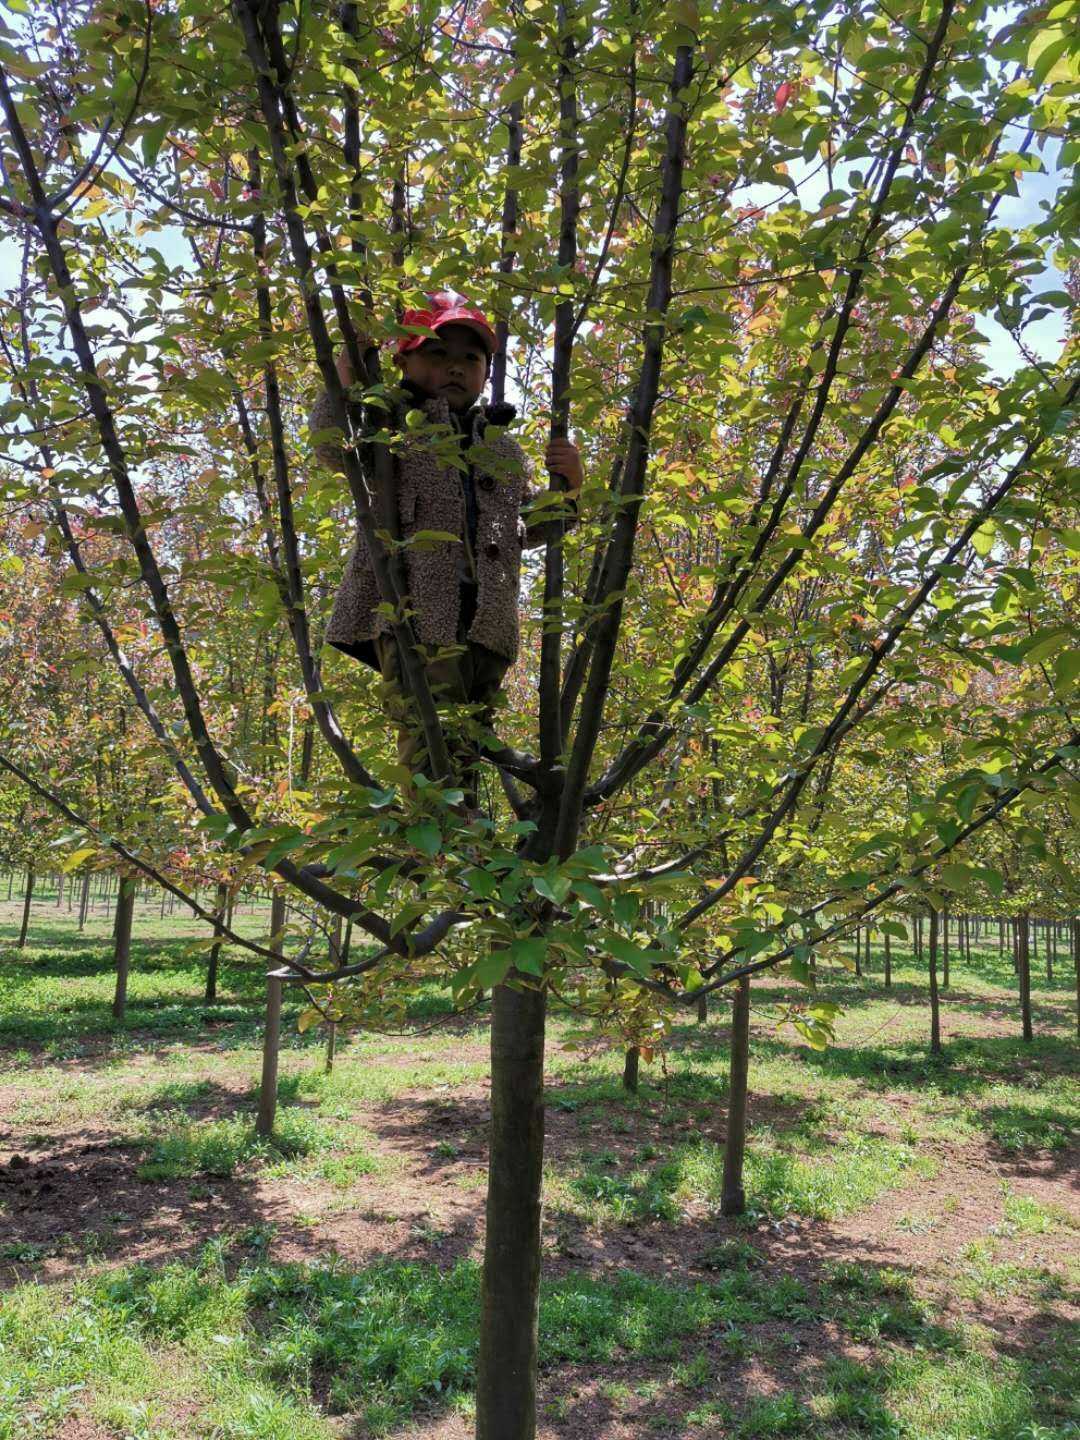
[310,391,553,668]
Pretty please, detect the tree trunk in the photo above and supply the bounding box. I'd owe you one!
[915,913,924,962]
[17,867,34,949]
[111,876,136,1020]
[476,980,546,1440]
[721,975,751,1216]
[205,882,228,1002]
[942,907,950,990]
[1018,911,1033,1043]
[1046,920,1053,984]
[341,917,353,965]
[928,906,941,1057]
[55,872,64,908]
[884,929,892,989]
[622,1045,640,1093]
[77,871,90,930]
[325,1020,337,1074]
[1072,917,1079,1039]
[5,869,12,901]
[863,926,871,971]
[696,993,707,1024]
[853,926,862,976]
[256,891,288,1138]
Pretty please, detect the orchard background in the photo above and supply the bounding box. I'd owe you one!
[0,0,1077,1435]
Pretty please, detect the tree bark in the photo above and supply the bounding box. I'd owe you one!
[476,980,546,1440]
[325,1020,337,1074]
[78,871,90,930]
[721,976,751,1216]
[942,906,950,989]
[915,912,924,962]
[1072,917,1079,1039]
[17,867,34,949]
[205,881,228,1002]
[256,890,288,1138]
[853,926,862,976]
[696,993,708,1024]
[111,876,136,1020]
[928,906,941,1057]
[884,928,892,988]
[622,1045,640,1092]
[1018,911,1032,1043]
[1046,919,1053,983]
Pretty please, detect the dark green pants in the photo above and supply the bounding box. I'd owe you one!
[374,632,508,805]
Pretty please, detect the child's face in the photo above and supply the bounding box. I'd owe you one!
[398,324,490,412]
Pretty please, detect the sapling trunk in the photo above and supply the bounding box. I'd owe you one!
[111,876,136,1021]
[697,993,708,1024]
[1018,911,1032,1043]
[928,906,941,1057]
[884,928,892,988]
[17,867,34,948]
[942,907,950,989]
[256,890,288,1138]
[205,881,228,1002]
[1046,919,1053,983]
[476,980,546,1440]
[721,976,751,1216]
[622,1045,640,1092]
[1072,917,1079,1039]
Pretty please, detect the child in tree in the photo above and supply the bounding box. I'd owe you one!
[310,292,584,799]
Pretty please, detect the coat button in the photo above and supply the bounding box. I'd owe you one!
[477,475,495,492]
[485,542,500,559]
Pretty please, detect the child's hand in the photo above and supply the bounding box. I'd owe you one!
[546,437,584,494]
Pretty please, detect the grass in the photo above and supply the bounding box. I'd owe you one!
[547,1131,933,1228]
[0,891,1077,1437]
[0,1250,820,1436]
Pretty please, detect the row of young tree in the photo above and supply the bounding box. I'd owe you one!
[1,0,1077,1430]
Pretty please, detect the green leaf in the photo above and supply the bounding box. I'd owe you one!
[498,72,531,107]
[508,937,547,977]
[533,873,571,905]
[462,866,497,899]
[261,832,307,868]
[405,822,441,858]
[471,949,513,988]
[390,901,427,938]
[62,846,97,873]
[606,935,662,977]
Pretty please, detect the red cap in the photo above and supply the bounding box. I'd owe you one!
[396,292,498,356]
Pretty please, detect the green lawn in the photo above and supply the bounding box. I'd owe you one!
[0,885,1076,1437]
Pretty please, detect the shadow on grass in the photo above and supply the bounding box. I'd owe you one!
[2,1235,1072,1439]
